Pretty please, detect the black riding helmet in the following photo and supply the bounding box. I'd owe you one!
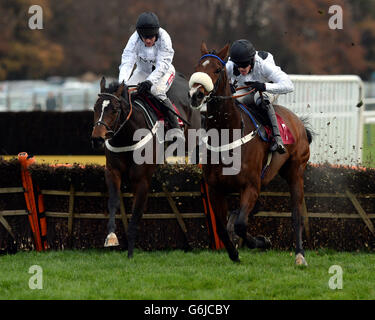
[230,39,256,68]
[136,12,160,39]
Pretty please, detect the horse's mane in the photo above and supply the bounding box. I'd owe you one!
[107,81,127,99]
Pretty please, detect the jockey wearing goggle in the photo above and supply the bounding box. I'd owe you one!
[226,39,294,154]
[118,12,184,140]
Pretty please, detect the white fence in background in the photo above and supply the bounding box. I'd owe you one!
[0,89,98,112]
[0,80,101,111]
[277,75,364,166]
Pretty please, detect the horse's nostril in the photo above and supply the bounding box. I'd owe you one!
[91,137,105,150]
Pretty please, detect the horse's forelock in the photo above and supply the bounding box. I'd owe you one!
[108,82,127,98]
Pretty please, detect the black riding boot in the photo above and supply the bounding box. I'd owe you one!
[264,101,286,154]
[162,98,185,141]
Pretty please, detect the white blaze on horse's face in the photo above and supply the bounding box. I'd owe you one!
[99,100,110,122]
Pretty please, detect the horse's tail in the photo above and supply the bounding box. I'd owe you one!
[305,128,313,144]
[300,116,314,145]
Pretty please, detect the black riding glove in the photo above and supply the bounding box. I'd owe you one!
[245,81,266,92]
[138,80,152,95]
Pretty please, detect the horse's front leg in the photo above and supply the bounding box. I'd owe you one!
[127,179,150,258]
[207,186,239,262]
[235,184,271,250]
[104,168,122,247]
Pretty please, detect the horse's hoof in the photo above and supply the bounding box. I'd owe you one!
[229,250,240,263]
[295,253,308,266]
[233,257,241,263]
[104,232,119,247]
[255,235,272,250]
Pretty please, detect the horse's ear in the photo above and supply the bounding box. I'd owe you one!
[115,81,125,97]
[100,77,106,92]
[200,41,209,55]
[217,43,230,60]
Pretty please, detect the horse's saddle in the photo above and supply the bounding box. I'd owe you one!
[131,94,183,131]
[236,102,295,146]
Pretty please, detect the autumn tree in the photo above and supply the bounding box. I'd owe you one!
[0,0,63,80]
[0,0,373,80]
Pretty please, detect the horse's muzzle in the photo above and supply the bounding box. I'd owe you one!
[91,136,105,151]
[190,91,205,109]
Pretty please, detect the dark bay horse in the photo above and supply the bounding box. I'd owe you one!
[189,42,312,265]
[91,74,201,258]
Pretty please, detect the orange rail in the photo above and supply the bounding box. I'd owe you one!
[199,164,224,250]
[18,152,48,251]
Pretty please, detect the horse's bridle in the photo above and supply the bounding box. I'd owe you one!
[197,54,256,103]
[199,54,227,103]
[93,88,136,138]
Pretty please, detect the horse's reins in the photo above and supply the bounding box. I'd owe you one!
[197,53,261,152]
[95,86,191,140]
[95,88,135,138]
[199,54,256,101]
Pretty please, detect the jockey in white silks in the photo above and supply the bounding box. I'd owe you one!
[118,12,184,140]
[226,39,294,154]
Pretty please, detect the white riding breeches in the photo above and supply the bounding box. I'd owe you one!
[127,65,176,101]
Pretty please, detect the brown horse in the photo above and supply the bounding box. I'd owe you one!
[91,75,201,258]
[189,43,312,265]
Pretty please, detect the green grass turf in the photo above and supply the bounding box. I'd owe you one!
[1,248,374,300]
[362,124,375,168]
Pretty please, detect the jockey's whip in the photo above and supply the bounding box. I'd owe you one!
[165,107,191,127]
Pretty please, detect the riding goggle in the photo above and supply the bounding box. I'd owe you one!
[235,61,252,68]
[141,34,157,40]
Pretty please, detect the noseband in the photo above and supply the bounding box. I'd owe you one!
[94,89,135,138]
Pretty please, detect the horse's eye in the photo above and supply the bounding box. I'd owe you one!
[215,68,221,74]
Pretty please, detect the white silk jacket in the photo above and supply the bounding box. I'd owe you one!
[118,28,174,85]
[226,52,294,94]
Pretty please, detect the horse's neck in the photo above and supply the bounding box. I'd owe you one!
[206,78,241,130]
[111,109,147,147]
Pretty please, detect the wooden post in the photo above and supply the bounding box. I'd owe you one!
[162,185,189,240]
[67,184,75,246]
[301,198,311,243]
[346,190,375,235]
[0,213,15,239]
